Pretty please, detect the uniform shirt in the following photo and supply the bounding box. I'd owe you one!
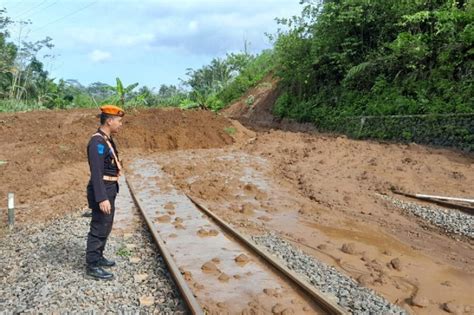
[87,128,120,203]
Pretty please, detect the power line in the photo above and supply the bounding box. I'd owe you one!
[30,1,97,34]
[21,1,59,20]
[13,0,49,19]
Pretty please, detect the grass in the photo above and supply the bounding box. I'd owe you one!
[245,95,255,107]
[116,244,132,258]
[224,126,237,135]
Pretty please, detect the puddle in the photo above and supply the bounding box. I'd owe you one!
[303,221,417,257]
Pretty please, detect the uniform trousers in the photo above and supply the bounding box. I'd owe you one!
[86,181,118,266]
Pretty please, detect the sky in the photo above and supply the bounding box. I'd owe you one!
[0,0,302,89]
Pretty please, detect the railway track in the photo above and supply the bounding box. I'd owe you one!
[125,159,347,315]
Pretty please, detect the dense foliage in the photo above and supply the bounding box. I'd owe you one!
[0,10,57,109]
[181,50,275,111]
[271,0,473,123]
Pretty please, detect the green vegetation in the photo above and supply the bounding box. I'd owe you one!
[224,126,237,135]
[116,244,132,258]
[0,8,191,111]
[271,0,473,123]
[107,78,139,106]
[180,49,275,111]
[0,9,58,111]
[245,95,255,107]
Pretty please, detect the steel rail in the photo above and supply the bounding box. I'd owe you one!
[392,190,474,214]
[125,177,204,315]
[186,194,348,315]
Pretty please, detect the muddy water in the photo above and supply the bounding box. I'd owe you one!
[127,158,324,315]
[140,149,474,315]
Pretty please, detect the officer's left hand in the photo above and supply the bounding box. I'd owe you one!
[99,200,112,214]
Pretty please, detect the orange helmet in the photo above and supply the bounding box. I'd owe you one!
[100,104,125,117]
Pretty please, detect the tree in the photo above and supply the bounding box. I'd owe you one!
[0,9,16,97]
[272,0,473,121]
[107,77,139,105]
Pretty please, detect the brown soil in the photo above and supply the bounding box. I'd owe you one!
[222,74,280,127]
[126,160,324,315]
[144,138,473,314]
[0,108,233,225]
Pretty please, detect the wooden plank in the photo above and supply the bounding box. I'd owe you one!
[186,194,348,315]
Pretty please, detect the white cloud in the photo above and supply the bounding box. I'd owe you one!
[88,49,112,63]
[61,0,301,55]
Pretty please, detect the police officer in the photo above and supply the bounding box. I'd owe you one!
[85,105,124,280]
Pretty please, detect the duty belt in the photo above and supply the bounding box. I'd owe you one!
[103,175,119,181]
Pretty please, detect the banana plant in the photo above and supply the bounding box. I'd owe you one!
[107,77,139,105]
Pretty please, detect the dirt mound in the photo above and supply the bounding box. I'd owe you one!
[0,108,234,225]
[119,108,233,152]
[222,75,280,127]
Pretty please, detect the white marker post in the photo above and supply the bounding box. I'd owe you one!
[8,193,14,230]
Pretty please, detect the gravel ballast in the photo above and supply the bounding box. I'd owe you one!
[0,211,187,314]
[383,195,474,239]
[252,233,407,314]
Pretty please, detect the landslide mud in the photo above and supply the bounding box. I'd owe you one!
[0,108,234,225]
[142,141,473,315]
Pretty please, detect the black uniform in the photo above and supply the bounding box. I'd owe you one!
[85,128,120,266]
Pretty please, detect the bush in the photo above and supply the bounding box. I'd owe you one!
[271,0,474,129]
[218,50,276,106]
[0,100,46,112]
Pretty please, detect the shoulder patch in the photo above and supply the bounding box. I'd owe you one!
[97,143,105,155]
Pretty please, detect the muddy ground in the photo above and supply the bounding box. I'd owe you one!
[0,108,233,224]
[0,105,473,314]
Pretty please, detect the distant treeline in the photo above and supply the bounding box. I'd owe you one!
[2,1,473,122]
[0,7,272,112]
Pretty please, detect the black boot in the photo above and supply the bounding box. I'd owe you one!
[86,265,114,280]
[97,257,116,267]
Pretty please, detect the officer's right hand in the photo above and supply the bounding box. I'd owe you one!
[99,200,111,214]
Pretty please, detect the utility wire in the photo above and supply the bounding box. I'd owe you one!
[21,1,58,20]
[13,0,49,19]
[30,1,96,34]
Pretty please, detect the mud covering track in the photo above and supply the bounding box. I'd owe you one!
[138,146,473,315]
[126,158,326,315]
